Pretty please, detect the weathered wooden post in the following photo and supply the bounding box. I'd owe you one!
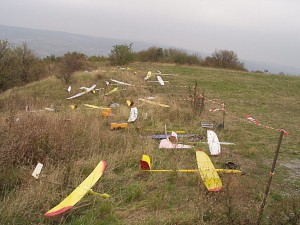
[257,129,288,225]
[222,103,225,129]
[199,90,205,116]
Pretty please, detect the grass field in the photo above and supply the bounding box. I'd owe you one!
[0,63,299,225]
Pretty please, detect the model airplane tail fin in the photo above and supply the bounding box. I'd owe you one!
[140,154,151,170]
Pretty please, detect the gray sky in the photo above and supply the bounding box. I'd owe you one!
[1,0,300,69]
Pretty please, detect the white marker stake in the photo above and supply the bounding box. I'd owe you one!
[32,163,43,179]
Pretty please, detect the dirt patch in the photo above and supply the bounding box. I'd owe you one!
[280,159,300,180]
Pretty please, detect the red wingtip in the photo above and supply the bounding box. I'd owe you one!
[44,206,73,217]
[140,160,150,170]
[208,187,222,192]
[100,160,107,173]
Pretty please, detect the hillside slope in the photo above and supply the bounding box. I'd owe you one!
[0,63,299,224]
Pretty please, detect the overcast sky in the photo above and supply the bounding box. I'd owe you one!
[1,0,300,69]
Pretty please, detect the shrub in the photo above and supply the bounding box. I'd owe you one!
[203,49,246,71]
[56,52,87,84]
[109,43,134,66]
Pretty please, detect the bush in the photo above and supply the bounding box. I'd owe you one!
[203,49,246,71]
[136,47,164,62]
[56,52,87,84]
[109,43,134,66]
[0,40,46,92]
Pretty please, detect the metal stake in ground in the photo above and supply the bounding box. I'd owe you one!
[257,129,287,225]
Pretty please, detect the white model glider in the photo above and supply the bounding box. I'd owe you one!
[67,85,96,100]
[110,79,134,86]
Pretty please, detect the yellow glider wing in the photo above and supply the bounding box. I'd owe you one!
[84,104,111,110]
[105,87,118,96]
[196,151,222,192]
[44,160,107,216]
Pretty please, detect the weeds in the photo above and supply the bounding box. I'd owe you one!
[0,63,299,224]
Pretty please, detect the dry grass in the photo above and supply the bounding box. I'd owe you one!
[0,63,299,224]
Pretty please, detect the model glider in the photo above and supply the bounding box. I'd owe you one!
[110,122,128,130]
[45,108,56,112]
[67,85,96,100]
[145,134,200,140]
[159,139,192,149]
[84,104,111,110]
[196,130,234,148]
[117,66,133,71]
[128,106,138,123]
[25,106,56,113]
[105,87,119,96]
[140,151,242,192]
[138,98,170,108]
[110,79,134,86]
[157,76,165,86]
[44,160,109,216]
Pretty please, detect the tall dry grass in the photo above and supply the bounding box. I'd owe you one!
[0,64,299,224]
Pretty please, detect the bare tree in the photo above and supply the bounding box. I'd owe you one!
[206,49,246,71]
[57,52,86,84]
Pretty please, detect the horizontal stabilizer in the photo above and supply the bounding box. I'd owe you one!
[140,155,151,170]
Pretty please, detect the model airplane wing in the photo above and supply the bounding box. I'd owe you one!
[44,160,107,216]
[196,151,222,191]
[84,104,111,110]
[140,153,241,191]
[105,87,119,96]
[67,92,86,100]
[67,85,96,100]
[138,98,170,108]
[159,139,192,149]
[110,79,134,86]
[145,134,199,140]
[207,130,221,156]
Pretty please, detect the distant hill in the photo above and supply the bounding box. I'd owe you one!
[1,24,299,75]
[0,24,157,57]
[244,60,300,76]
